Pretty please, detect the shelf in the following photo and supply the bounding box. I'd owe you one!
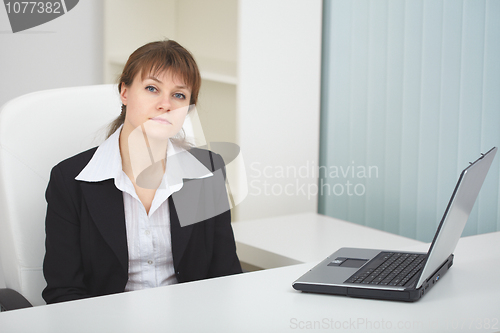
[108,55,237,86]
[197,56,237,85]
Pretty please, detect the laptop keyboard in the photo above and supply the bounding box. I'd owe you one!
[345,252,426,287]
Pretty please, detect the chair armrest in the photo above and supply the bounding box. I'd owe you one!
[0,288,33,311]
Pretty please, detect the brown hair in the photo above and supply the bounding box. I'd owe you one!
[107,39,201,145]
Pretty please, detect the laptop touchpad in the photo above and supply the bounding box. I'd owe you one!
[341,258,368,268]
[328,257,369,268]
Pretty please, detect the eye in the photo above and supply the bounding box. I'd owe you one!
[146,85,157,93]
[174,92,186,100]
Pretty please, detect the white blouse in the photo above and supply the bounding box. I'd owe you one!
[75,126,212,291]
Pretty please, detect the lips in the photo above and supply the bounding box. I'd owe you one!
[150,117,172,125]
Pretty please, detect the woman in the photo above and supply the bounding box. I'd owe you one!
[42,40,242,304]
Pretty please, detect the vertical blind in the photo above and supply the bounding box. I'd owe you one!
[319,0,500,242]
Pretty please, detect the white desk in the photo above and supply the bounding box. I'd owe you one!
[233,212,424,268]
[1,231,498,332]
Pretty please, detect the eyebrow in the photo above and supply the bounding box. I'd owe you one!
[145,76,162,83]
[144,76,189,90]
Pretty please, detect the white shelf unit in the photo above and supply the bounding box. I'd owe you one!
[104,0,323,222]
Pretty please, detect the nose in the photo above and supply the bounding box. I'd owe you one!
[157,94,171,112]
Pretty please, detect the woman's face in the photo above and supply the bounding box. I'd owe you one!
[120,69,192,141]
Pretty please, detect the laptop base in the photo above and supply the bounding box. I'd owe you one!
[293,254,453,302]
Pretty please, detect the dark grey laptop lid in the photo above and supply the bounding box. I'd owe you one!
[416,147,497,288]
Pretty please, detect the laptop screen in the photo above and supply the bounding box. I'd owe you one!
[416,147,497,288]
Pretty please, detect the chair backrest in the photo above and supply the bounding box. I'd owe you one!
[0,84,196,306]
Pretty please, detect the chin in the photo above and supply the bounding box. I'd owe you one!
[143,121,180,142]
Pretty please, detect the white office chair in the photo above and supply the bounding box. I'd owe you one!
[0,84,198,310]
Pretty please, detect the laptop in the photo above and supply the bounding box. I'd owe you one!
[293,147,497,302]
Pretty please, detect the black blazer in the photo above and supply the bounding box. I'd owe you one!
[42,147,242,304]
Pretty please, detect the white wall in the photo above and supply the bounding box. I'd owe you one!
[237,0,323,221]
[0,0,103,288]
[0,1,103,106]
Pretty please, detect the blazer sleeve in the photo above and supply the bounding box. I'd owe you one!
[206,152,242,277]
[42,164,90,304]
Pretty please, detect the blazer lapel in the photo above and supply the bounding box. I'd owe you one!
[169,150,216,269]
[169,195,195,269]
[81,180,128,274]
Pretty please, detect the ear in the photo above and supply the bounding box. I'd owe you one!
[120,82,128,105]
